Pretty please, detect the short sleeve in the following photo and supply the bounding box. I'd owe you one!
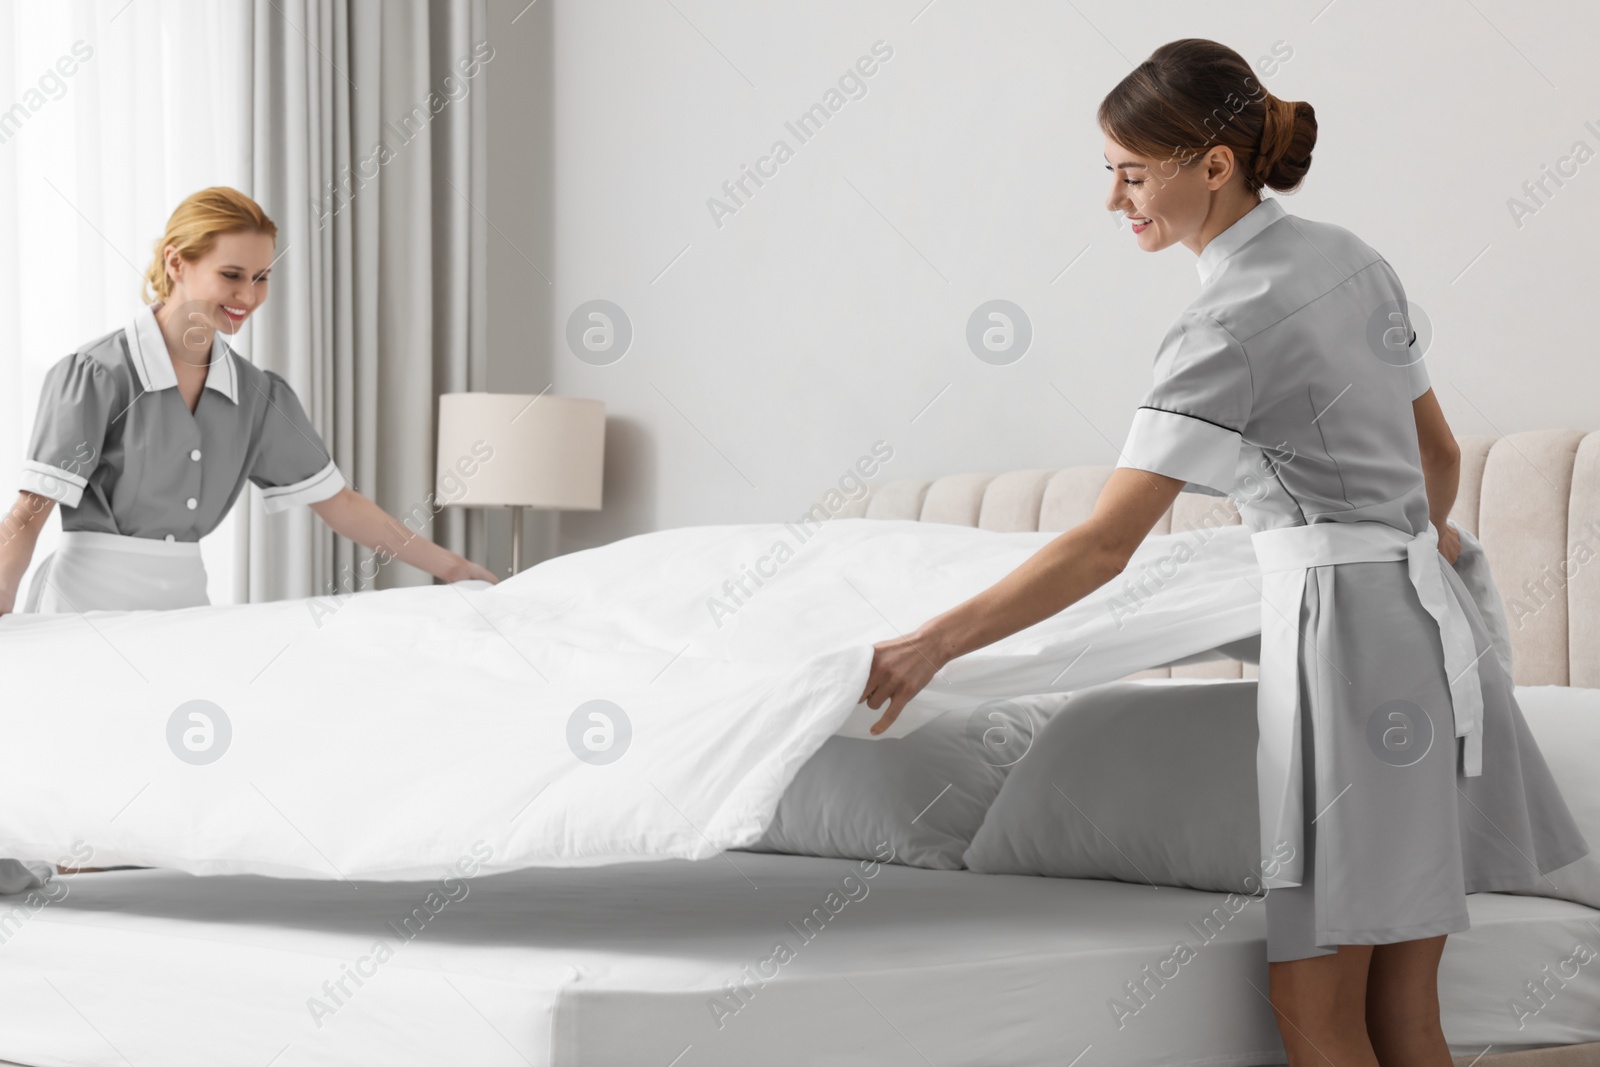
[1376,258,1430,400]
[1403,330,1430,400]
[20,353,114,509]
[1116,311,1253,496]
[249,370,346,514]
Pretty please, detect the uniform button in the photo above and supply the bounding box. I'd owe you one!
[165,534,176,542]
[186,497,198,510]
[190,449,202,461]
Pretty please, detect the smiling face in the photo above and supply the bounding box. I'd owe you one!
[1103,133,1249,256]
[163,230,275,335]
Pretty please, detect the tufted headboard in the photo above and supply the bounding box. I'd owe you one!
[822,430,1600,688]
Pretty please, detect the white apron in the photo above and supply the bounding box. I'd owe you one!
[1250,518,1487,890]
[23,531,210,614]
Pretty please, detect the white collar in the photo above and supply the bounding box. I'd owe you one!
[125,302,241,404]
[1195,196,1287,285]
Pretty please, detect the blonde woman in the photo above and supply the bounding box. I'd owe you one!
[0,186,496,617]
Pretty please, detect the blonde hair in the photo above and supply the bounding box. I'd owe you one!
[141,186,278,305]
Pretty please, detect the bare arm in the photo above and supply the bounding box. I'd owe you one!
[308,486,497,585]
[861,466,1186,733]
[1412,387,1462,563]
[0,491,57,616]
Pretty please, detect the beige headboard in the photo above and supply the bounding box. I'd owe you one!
[823,430,1600,689]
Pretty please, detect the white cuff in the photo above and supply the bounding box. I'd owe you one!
[1405,352,1431,400]
[19,460,88,509]
[1116,406,1242,495]
[259,459,346,514]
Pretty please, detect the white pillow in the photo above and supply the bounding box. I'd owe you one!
[963,679,1261,892]
[1501,685,1600,911]
[0,859,52,896]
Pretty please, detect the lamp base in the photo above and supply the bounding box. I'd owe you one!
[511,506,524,575]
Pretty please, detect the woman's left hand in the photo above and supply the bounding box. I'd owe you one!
[312,490,502,586]
[1435,520,1462,566]
[445,557,499,584]
[860,627,949,736]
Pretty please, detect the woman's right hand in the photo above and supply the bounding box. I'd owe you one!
[0,492,53,617]
[860,625,951,736]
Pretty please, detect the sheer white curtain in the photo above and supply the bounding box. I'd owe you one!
[0,0,253,604]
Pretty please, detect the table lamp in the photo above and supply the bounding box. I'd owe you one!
[435,393,605,574]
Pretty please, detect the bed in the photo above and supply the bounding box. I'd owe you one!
[1,428,1596,1067]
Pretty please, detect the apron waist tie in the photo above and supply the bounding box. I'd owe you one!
[57,530,202,557]
[1248,519,1485,889]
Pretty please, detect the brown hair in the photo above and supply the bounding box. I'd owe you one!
[1098,39,1316,194]
[141,186,278,304]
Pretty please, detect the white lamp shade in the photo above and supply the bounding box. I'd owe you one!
[436,393,605,510]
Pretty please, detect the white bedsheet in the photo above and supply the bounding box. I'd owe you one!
[0,855,1594,1067]
[0,519,1262,880]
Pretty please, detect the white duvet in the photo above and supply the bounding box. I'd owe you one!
[0,518,1262,880]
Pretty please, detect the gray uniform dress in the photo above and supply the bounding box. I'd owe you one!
[1116,196,1589,961]
[18,303,345,609]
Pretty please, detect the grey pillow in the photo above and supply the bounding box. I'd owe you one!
[737,693,1060,869]
[963,678,1262,893]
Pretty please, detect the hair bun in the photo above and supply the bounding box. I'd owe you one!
[1252,94,1316,193]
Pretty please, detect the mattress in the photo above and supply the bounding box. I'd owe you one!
[0,852,1595,1067]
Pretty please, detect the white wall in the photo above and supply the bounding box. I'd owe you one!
[487,0,1600,560]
